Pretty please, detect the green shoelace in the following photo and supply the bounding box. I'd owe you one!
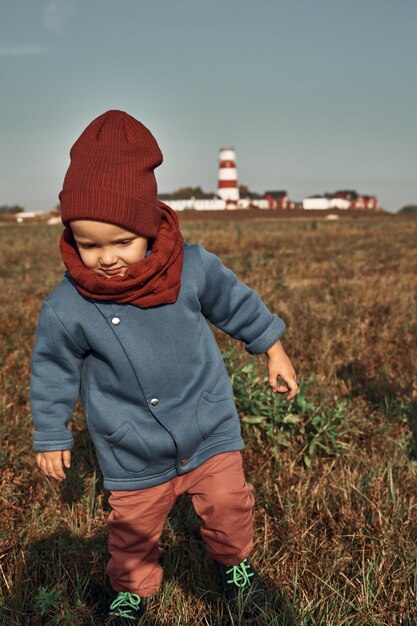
[109,591,141,619]
[226,559,255,588]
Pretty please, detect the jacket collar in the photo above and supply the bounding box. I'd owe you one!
[63,271,129,317]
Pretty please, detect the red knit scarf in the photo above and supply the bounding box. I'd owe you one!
[59,201,184,308]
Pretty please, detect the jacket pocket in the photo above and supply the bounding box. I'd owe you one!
[196,389,239,440]
[103,421,153,475]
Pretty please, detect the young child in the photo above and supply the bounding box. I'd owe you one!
[30,110,298,625]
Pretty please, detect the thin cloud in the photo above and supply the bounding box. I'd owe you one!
[0,45,48,57]
[44,0,74,37]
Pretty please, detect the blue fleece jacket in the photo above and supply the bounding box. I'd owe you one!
[30,240,286,490]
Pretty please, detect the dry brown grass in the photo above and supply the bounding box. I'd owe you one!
[0,217,416,625]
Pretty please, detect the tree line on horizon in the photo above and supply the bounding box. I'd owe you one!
[0,204,25,214]
[168,184,253,199]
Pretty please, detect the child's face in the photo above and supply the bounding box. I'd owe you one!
[70,220,149,278]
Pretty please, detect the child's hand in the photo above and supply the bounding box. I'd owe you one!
[265,340,299,400]
[36,450,71,482]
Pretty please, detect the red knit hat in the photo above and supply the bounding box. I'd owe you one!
[59,110,163,238]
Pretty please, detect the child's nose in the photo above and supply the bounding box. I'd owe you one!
[99,252,118,266]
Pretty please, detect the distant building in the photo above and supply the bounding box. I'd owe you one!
[354,194,379,210]
[159,193,226,211]
[264,190,294,210]
[303,190,379,210]
[15,211,43,223]
[332,190,379,209]
[303,195,332,210]
[237,197,270,209]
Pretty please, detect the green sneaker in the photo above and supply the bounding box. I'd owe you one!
[213,557,269,624]
[106,590,147,625]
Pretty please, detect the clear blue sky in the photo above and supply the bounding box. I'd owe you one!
[1,0,416,213]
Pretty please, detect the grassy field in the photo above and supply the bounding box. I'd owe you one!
[0,217,416,625]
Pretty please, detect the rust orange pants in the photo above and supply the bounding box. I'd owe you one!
[106,451,255,596]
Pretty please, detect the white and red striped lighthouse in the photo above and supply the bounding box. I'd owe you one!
[217,148,239,205]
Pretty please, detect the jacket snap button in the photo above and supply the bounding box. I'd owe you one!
[150,398,159,406]
[180,459,188,467]
[111,317,120,325]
